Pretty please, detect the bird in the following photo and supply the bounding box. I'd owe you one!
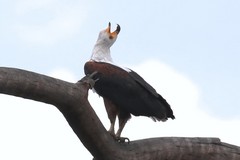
[84,22,175,142]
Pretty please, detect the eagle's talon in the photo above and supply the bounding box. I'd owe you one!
[78,71,98,88]
[87,78,98,89]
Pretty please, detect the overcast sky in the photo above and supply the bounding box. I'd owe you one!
[0,0,240,159]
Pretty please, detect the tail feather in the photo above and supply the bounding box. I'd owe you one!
[150,116,168,122]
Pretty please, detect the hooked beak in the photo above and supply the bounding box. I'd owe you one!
[106,22,121,39]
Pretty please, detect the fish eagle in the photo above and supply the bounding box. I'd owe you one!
[84,23,175,141]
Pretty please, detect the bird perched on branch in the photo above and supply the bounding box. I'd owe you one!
[84,22,175,142]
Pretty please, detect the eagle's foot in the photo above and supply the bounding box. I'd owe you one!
[115,136,130,144]
[78,71,99,89]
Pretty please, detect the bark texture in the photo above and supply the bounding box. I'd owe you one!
[0,67,239,160]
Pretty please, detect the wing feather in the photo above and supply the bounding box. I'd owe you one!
[128,69,175,119]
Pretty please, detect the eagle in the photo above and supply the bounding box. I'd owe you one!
[84,23,175,141]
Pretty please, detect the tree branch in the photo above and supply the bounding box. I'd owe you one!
[0,67,239,160]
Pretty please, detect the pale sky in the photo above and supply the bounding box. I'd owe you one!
[0,1,240,159]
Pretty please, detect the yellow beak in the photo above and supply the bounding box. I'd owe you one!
[106,22,121,39]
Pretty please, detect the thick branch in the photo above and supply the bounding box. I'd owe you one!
[0,67,239,160]
[0,67,116,158]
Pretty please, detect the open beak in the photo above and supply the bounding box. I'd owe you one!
[106,22,121,38]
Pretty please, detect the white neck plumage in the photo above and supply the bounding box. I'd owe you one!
[90,43,113,63]
[90,42,131,72]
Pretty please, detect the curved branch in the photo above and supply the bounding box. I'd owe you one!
[0,67,239,160]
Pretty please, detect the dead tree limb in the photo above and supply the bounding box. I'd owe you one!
[0,67,239,160]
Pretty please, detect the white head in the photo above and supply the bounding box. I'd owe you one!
[91,22,121,63]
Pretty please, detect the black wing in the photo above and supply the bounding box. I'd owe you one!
[128,69,159,97]
[128,69,175,119]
